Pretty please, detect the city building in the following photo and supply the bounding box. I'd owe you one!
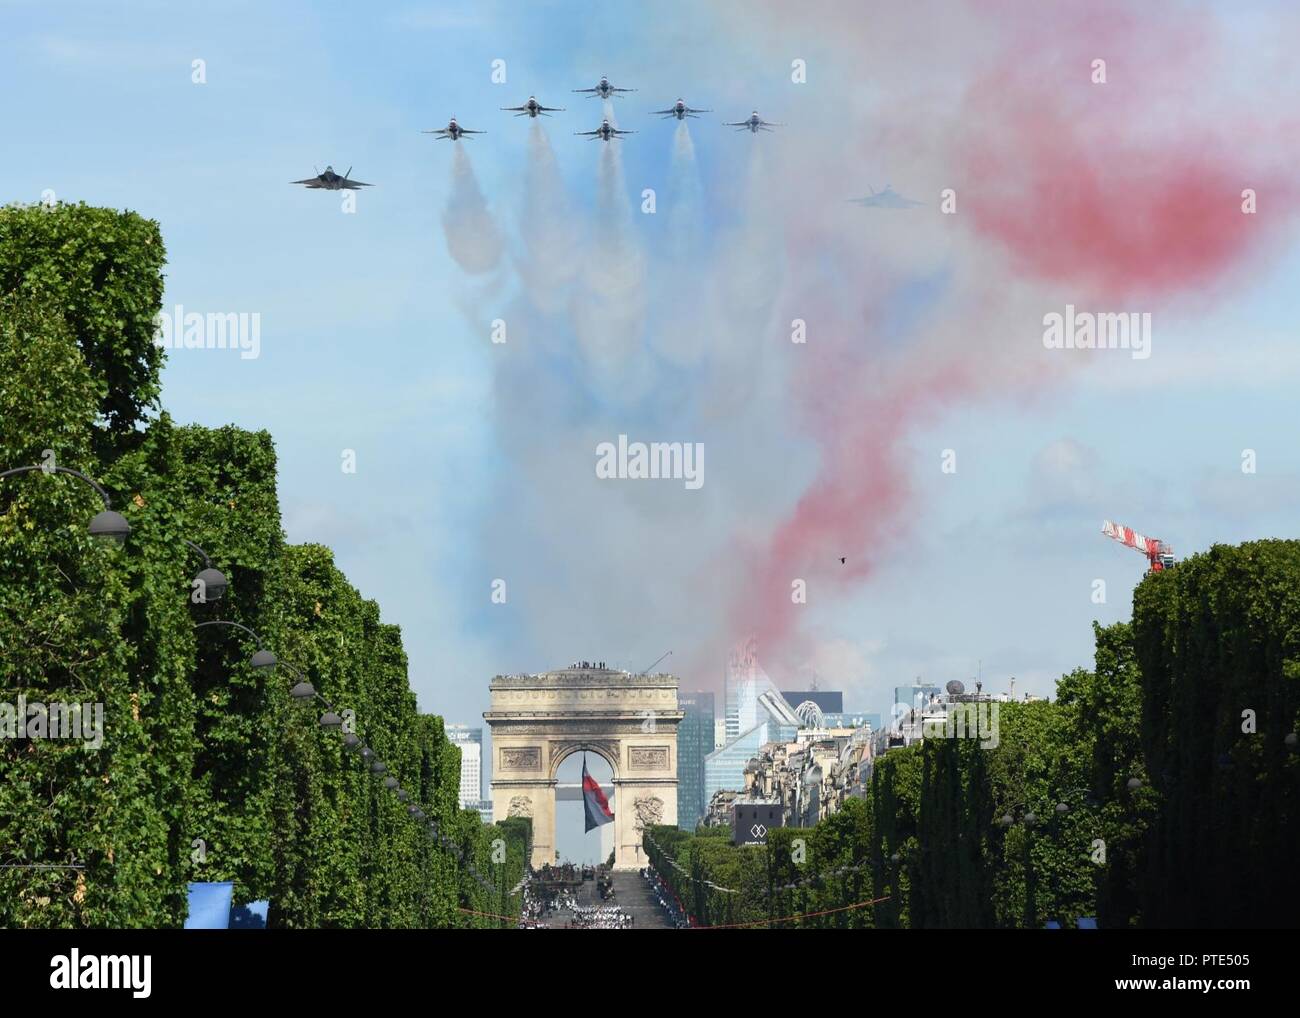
[724,638,779,740]
[817,711,880,732]
[446,724,483,810]
[781,689,844,715]
[475,799,493,825]
[677,691,715,832]
[703,699,799,810]
[704,788,739,828]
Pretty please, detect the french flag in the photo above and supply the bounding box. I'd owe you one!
[582,756,614,832]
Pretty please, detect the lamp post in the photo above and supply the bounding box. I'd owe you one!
[183,539,228,603]
[1,464,129,542]
[193,619,277,670]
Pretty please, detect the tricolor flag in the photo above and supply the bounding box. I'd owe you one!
[582,755,614,832]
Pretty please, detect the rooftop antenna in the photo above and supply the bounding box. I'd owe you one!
[640,650,672,675]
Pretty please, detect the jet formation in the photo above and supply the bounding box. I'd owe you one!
[409,81,786,145]
[295,79,796,190]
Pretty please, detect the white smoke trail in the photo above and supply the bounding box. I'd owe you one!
[569,137,652,397]
[517,122,580,317]
[442,145,504,275]
[651,122,708,368]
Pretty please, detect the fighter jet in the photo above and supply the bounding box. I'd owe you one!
[423,117,484,141]
[291,165,373,190]
[573,76,635,99]
[651,98,711,120]
[726,111,782,133]
[501,96,565,118]
[850,185,924,208]
[575,119,635,141]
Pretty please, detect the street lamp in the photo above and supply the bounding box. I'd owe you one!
[184,539,227,602]
[289,680,316,701]
[2,464,129,542]
[194,620,276,670]
[319,711,343,730]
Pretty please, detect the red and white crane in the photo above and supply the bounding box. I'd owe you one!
[1102,520,1176,571]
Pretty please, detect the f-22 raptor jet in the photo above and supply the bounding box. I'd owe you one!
[575,119,635,141]
[423,117,484,141]
[292,165,373,190]
[502,96,565,118]
[651,98,711,120]
[573,76,635,99]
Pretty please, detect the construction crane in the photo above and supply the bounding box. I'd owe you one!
[1102,520,1176,571]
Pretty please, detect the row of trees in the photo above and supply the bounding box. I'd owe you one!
[648,543,1299,928]
[0,202,527,927]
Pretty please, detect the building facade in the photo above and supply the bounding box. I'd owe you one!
[676,691,715,832]
[446,724,483,810]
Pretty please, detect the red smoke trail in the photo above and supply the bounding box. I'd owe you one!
[728,0,1300,671]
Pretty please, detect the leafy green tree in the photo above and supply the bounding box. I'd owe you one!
[0,203,166,455]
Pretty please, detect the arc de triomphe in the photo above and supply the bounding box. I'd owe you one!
[484,665,682,870]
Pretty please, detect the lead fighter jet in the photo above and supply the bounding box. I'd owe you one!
[573,76,635,99]
[726,110,782,133]
[292,165,373,190]
[651,98,711,120]
[501,95,565,118]
[575,118,635,141]
[423,117,484,141]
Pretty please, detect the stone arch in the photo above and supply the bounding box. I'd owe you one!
[547,740,620,781]
[484,667,682,870]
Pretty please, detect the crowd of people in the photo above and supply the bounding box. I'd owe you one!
[516,860,693,929]
[534,862,584,885]
[567,904,634,929]
[642,866,692,929]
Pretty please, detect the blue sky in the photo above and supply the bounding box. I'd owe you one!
[5,2,1299,865]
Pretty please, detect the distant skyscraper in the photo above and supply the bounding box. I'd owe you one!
[726,638,780,739]
[446,725,483,810]
[677,692,715,832]
[703,688,801,809]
